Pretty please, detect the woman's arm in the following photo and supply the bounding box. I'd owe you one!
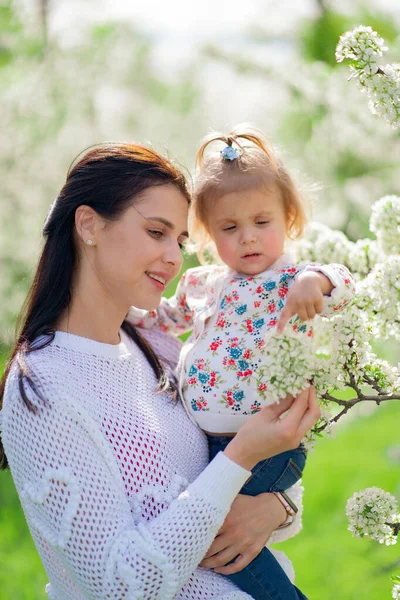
[2,369,250,600]
[199,482,303,575]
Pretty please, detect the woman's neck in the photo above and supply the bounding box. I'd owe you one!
[56,268,128,345]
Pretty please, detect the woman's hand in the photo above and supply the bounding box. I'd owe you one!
[199,492,286,575]
[277,271,333,333]
[224,386,320,471]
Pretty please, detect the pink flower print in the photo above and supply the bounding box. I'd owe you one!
[160,324,169,332]
[228,358,236,367]
[254,300,261,308]
[258,383,267,391]
[243,349,251,360]
[308,329,313,337]
[179,294,187,307]
[256,285,263,294]
[184,314,192,322]
[248,277,253,281]
[268,319,277,327]
[292,324,298,332]
[246,319,254,333]
[278,286,288,298]
[257,340,265,349]
[150,310,157,318]
[268,302,276,313]
[188,377,197,385]
[226,295,233,303]
[188,274,198,286]
[210,371,216,387]
[216,313,226,328]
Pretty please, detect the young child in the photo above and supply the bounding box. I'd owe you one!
[129,127,355,600]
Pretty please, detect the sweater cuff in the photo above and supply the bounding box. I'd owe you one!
[302,264,342,293]
[187,451,251,510]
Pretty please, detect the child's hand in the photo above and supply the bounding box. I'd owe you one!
[276,271,333,334]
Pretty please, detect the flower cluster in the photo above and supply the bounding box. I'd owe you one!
[346,487,400,546]
[335,26,387,70]
[357,257,400,341]
[336,26,400,129]
[276,194,400,447]
[370,195,400,256]
[392,577,400,599]
[256,324,316,405]
[296,222,379,280]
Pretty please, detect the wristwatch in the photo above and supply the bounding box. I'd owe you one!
[272,491,298,529]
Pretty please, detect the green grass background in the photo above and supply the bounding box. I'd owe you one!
[1,358,399,599]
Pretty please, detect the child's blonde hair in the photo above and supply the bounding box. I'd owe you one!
[190,125,308,263]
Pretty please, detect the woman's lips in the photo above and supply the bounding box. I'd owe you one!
[145,271,168,290]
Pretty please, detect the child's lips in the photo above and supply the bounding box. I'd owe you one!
[242,253,262,261]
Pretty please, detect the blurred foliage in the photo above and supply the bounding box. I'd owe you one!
[0,0,206,342]
[1,3,400,599]
[203,3,400,241]
[299,7,399,66]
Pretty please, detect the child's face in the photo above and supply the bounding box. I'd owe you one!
[207,185,287,275]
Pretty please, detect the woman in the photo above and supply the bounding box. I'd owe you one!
[0,143,320,600]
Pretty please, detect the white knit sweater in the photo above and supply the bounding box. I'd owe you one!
[1,328,303,600]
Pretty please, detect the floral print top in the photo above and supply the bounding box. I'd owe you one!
[127,255,355,433]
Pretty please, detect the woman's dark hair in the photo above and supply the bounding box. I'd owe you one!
[0,142,191,469]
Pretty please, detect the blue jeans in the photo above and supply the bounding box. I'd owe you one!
[208,435,308,600]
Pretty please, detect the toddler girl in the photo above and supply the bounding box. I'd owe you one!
[129,127,355,600]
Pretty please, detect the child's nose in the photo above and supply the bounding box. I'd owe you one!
[240,228,256,244]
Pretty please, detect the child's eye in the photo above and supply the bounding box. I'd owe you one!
[256,220,270,225]
[223,225,236,231]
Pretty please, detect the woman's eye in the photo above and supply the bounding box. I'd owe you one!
[148,229,164,239]
[223,225,236,231]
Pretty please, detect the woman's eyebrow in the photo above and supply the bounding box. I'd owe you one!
[147,216,189,238]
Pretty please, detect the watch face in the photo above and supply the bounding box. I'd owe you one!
[280,491,298,514]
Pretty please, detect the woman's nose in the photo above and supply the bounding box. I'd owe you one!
[163,241,183,267]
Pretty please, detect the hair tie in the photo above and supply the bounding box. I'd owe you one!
[220,145,241,161]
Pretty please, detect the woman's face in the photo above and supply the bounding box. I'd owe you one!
[93,184,189,311]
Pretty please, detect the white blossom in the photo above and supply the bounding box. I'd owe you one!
[336,26,400,129]
[346,487,400,546]
[370,195,400,255]
[335,26,387,67]
[392,583,400,599]
[256,323,316,405]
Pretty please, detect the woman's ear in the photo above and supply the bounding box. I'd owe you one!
[75,205,100,246]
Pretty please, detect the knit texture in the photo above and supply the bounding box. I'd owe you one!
[1,328,302,599]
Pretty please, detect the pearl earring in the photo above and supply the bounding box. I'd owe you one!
[86,239,94,246]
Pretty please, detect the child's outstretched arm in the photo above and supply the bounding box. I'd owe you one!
[277,263,356,333]
[126,270,194,336]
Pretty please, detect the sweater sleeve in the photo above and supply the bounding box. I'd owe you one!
[300,263,356,316]
[2,371,250,600]
[126,269,195,336]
